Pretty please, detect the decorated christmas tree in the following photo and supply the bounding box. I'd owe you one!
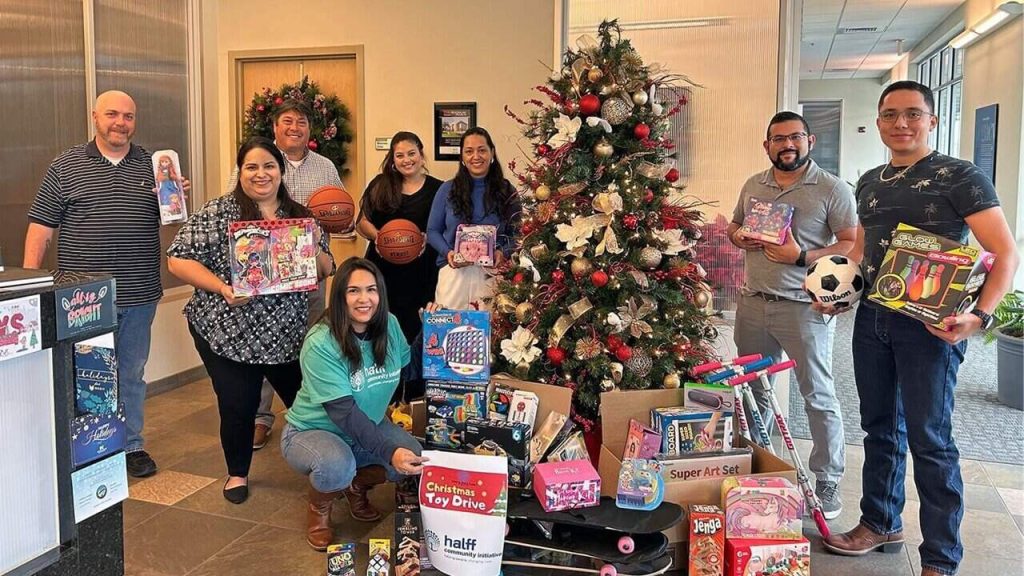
[492,20,720,431]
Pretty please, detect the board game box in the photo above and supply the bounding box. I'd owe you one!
[422,310,490,382]
[739,197,794,245]
[229,218,319,297]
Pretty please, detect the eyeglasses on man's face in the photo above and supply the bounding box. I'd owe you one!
[878,109,934,124]
[768,132,808,145]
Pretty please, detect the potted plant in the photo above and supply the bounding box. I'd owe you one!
[985,289,1024,410]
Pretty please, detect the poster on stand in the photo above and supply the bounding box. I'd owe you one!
[71,451,128,523]
[75,332,118,416]
[71,404,126,467]
[0,294,42,362]
[55,278,116,341]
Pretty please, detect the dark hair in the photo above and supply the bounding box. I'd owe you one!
[324,258,390,373]
[362,131,427,215]
[766,111,811,139]
[878,80,935,113]
[451,127,517,222]
[272,99,313,124]
[232,137,311,221]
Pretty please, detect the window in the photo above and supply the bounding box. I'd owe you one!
[918,44,963,157]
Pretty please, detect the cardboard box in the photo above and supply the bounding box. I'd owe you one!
[598,388,796,543]
[867,223,995,328]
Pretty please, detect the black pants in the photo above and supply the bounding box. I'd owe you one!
[189,324,301,477]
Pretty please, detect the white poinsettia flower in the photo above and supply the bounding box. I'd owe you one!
[500,326,542,364]
[556,218,596,250]
[547,114,582,148]
[652,229,692,255]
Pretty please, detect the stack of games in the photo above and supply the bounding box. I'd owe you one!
[229,218,319,296]
[738,198,794,245]
[867,223,995,328]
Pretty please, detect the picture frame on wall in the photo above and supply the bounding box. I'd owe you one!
[434,102,477,161]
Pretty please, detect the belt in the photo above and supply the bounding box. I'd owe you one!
[746,291,789,302]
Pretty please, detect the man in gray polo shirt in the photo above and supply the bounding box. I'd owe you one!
[728,111,858,519]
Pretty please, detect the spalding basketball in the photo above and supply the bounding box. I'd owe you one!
[376,219,424,265]
[307,186,355,233]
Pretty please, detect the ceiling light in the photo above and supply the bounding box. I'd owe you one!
[974,10,1010,34]
[949,1,1023,49]
[949,29,980,49]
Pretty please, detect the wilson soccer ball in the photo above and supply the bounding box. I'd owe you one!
[804,255,865,309]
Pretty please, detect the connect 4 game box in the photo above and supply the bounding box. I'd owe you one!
[422,310,491,382]
[867,223,995,328]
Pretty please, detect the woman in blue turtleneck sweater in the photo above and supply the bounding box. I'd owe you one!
[426,127,520,309]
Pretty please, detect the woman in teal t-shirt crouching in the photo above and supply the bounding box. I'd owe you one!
[281,257,429,551]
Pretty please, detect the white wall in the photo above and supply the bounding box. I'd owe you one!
[144,288,201,384]
[799,78,888,183]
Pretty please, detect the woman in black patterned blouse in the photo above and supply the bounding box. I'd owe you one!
[168,137,334,504]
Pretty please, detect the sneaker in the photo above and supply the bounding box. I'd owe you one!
[253,423,272,450]
[816,480,843,520]
[126,450,158,478]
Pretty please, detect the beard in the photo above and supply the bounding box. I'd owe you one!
[771,149,810,172]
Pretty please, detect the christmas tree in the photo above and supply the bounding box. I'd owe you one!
[492,20,720,431]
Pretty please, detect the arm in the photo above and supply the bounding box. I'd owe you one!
[167,256,248,306]
[322,397,425,475]
[314,224,335,280]
[763,225,857,265]
[355,213,378,242]
[23,223,56,268]
[426,183,453,257]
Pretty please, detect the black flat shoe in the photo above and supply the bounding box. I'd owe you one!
[223,482,249,504]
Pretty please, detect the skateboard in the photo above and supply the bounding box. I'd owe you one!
[505,517,669,564]
[507,492,683,536]
[503,543,673,576]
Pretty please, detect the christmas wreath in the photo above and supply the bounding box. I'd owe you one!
[242,75,354,175]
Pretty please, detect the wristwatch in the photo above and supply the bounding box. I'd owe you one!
[795,250,807,267]
[970,308,994,330]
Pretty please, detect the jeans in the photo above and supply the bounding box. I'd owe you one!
[734,294,845,483]
[117,303,158,452]
[280,420,421,492]
[852,304,966,575]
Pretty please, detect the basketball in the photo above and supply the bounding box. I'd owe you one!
[307,185,355,233]
[376,218,424,265]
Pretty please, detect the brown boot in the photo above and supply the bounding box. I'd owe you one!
[343,465,387,522]
[823,523,904,556]
[307,484,342,551]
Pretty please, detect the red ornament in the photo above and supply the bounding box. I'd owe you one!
[552,269,566,283]
[633,123,651,140]
[307,140,318,151]
[537,144,551,156]
[521,221,535,235]
[257,104,266,113]
[644,189,655,203]
[563,100,578,115]
[606,334,623,352]
[615,345,633,362]
[546,346,567,366]
[590,270,609,288]
[579,94,601,116]
[672,337,692,357]
[665,168,680,183]
[623,213,639,230]
[273,96,284,106]
[512,272,525,284]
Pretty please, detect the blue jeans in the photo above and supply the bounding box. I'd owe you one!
[852,304,966,575]
[280,420,421,492]
[117,303,158,452]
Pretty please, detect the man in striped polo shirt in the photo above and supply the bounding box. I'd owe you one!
[24,90,187,478]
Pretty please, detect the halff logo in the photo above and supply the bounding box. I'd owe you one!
[444,535,477,551]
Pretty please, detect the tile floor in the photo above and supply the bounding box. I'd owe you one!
[124,379,1024,576]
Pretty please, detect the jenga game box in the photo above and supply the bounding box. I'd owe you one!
[688,504,725,576]
[868,223,995,328]
[725,537,810,576]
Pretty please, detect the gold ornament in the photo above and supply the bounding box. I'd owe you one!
[495,293,516,314]
[632,90,649,106]
[587,67,604,83]
[593,138,614,158]
[639,247,662,270]
[600,379,616,392]
[535,184,551,201]
[529,244,549,259]
[600,94,633,125]
[609,362,624,383]
[575,337,602,360]
[570,257,594,278]
[515,302,534,323]
[663,372,681,389]
[514,361,531,379]
[695,289,713,310]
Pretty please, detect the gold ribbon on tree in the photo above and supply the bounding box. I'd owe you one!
[607,295,658,337]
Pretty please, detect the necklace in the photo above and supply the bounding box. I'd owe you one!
[878,156,924,183]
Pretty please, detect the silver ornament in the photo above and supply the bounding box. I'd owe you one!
[632,90,649,106]
[601,95,633,125]
[639,247,662,270]
[625,350,653,377]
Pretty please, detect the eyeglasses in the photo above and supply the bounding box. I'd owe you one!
[768,132,808,145]
[878,109,933,124]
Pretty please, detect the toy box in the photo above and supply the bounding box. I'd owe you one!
[452,224,496,267]
[725,537,810,576]
[867,223,995,328]
[721,476,803,540]
[547,431,589,462]
[464,417,533,487]
[528,411,575,463]
[425,381,487,450]
[229,218,319,296]
[658,447,752,483]
[684,382,736,412]
[326,542,357,576]
[688,504,725,576]
[395,504,430,576]
[153,149,187,225]
[488,382,515,421]
[623,418,662,460]
[533,460,601,512]
[368,538,391,576]
[508,389,539,429]
[739,198,794,245]
[651,408,734,456]
[616,459,664,511]
[422,310,491,382]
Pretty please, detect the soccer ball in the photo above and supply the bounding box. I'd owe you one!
[804,255,865,309]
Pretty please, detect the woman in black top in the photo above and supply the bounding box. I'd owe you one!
[168,137,333,504]
[356,131,442,342]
